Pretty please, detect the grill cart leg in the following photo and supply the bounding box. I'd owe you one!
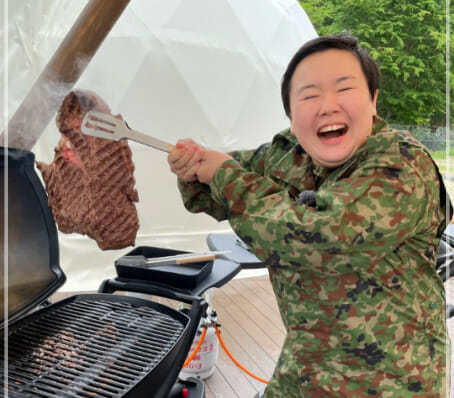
[168,377,205,398]
[254,389,265,398]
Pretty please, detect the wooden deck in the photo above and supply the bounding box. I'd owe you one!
[204,275,283,397]
[51,274,454,397]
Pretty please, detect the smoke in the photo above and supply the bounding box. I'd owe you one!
[2,1,92,150]
[3,54,91,151]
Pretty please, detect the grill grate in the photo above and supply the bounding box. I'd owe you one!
[1,297,186,397]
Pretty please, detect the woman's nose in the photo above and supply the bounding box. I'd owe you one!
[318,93,340,116]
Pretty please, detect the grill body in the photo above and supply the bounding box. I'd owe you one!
[1,146,240,397]
[0,147,205,398]
[2,294,190,398]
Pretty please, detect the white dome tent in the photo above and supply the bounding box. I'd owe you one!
[3,0,317,291]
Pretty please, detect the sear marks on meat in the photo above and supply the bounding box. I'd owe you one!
[37,90,139,250]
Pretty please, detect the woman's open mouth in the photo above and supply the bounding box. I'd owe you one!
[317,124,348,142]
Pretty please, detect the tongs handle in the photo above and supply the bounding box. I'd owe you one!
[123,125,174,152]
[115,251,230,268]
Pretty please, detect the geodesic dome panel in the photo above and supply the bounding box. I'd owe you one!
[4,0,317,290]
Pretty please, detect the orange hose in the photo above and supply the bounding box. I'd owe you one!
[215,326,269,384]
[183,326,207,368]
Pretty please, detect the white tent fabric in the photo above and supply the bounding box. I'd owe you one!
[3,0,317,291]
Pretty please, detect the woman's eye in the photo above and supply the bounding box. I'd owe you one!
[339,87,352,92]
[303,95,318,100]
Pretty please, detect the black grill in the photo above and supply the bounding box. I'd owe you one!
[1,295,188,397]
[1,147,240,398]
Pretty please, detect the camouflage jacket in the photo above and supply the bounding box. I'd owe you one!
[178,119,452,397]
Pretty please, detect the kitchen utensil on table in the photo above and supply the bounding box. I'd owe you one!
[116,250,230,269]
[81,110,174,152]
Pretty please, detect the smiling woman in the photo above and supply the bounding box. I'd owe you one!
[167,33,453,397]
[284,43,379,169]
[288,49,377,168]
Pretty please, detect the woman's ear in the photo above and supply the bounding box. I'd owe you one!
[372,90,378,116]
[289,113,294,134]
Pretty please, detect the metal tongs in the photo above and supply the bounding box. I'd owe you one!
[81,110,174,152]
[115,250,230,269]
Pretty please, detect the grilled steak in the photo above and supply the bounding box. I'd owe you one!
[37,90,139,250]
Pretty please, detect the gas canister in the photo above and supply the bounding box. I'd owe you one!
[179,309,219,380]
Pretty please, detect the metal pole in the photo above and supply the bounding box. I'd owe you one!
[1,0,131,150]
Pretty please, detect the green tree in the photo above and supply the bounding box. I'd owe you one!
[299,0,452,127]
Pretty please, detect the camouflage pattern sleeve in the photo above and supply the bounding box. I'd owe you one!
[176,130,290,221]
[177,179,228,221]
[229,142,271,173]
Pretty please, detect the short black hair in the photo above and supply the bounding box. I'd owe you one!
[281,32,381,118]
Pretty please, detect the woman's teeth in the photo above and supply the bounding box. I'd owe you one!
[318,124,347,138]
[319,124,346,133]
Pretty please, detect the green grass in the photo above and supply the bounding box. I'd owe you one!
[436,163,447,173]
[429,148,454,160]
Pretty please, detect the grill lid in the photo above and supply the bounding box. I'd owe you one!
[1,147,65,328]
